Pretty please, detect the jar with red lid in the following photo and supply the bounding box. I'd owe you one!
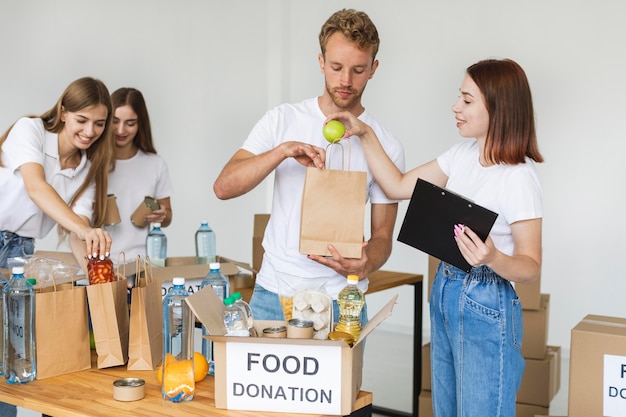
[87,254,114,285]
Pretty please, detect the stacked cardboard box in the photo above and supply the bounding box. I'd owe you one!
[421,257,560,417]
[568,314,626,417]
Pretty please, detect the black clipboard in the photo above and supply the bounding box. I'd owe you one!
[397,178,498,272]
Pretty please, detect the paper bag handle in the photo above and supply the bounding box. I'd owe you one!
[325,138,352,171]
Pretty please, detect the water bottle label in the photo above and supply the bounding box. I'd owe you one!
[8,297,25,356]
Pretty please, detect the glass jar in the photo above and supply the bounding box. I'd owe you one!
[87,255,114,285]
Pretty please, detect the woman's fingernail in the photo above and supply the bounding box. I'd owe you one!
[92,252,98,258]
[105,252,110,258]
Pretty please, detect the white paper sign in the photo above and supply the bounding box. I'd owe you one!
[604,354,626,416]
[225,342,343,414]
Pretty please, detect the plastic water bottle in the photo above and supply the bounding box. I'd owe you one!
[195,220,216,264]
[3,266,36,383]
[335,274,365,341]
[0,273,10,376]
[199,262,230,375]
[146,222,167,267]
[223,296,249,337]
[161,277,194,402]
[231,291,254,331]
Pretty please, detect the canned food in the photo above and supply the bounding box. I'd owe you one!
[263,326,287,338]
[287,318,314,339]
[112,378,145,401]
[328,330,355,347]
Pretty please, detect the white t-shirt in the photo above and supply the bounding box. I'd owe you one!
[105,150,173,264]
[0,117,94,238]
[243,97,405,298]
[437,140,543,256]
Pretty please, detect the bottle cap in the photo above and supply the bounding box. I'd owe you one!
[224,296,234,305]
[152,222,161,228]
[209,262,221,270]
[26,278,37,286]
[347,274,359,284]
[232,292,242,300]
[172,277,185,286]
[201,219,208,224]
[11,266,24,275]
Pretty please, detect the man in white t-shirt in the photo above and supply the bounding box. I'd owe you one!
[213,9,405,322]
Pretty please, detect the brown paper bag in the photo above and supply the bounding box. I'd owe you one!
[86,263,130,368]
[31,260,91,379]
[299,140,367,258]
[127,256,163,370]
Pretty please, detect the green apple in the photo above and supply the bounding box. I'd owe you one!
[323,120,346,143]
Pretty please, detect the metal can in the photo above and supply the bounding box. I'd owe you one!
[328,330,355,347]
[112,378,145,401]
[263,326,287,338]
[287,318,314,339]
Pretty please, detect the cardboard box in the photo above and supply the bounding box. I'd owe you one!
[518,346,561,407]
[422,343,432,391]
[418,390,549,417]
[154,255,253,298]
[522,294,550,360]
[569,314,626,417]
[187,285,397,415]
[253,213,270,273]
[517,403,549,417]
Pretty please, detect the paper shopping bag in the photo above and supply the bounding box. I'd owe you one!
[86,264,130,369]
[28,258,91,379]
[299,140,367,258]
[127,256,163,370]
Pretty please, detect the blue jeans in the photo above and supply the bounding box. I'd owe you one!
[0,402,17,417]
[0,231,35,270]
[249,284,369,327]
[430,262,525,417]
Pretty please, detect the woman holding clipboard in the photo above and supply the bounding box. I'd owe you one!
[327,58,543,417]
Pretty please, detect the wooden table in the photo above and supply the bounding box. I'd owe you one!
[0,352,373,417]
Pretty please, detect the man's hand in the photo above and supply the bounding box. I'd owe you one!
[307,242,369,280]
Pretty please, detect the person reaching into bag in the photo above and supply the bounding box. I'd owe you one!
[213,9,405,324]
[0,77,115,416]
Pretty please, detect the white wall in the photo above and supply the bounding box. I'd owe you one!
[1,0,625,353]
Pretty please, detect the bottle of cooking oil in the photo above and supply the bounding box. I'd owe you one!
[335,274,364,342]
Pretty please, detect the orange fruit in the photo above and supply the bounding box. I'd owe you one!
[162,358,195,401]
[193,352,209,382]
[156,352,208,385]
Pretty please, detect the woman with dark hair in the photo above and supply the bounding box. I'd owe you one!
[0,76,114,416]
[106,87,173,263]
[328,58,543,416]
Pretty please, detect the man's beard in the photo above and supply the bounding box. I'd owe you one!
[326,82,362,110]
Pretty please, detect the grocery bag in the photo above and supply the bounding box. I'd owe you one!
[29,258,91,379]
[299,140,367,259]
[86,260,130,368]
[127,256,163,370]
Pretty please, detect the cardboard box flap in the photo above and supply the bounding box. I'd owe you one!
[216,256,253,275]
[355,294,398,346]
[186,285,227,336]
[575,314,626,335]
